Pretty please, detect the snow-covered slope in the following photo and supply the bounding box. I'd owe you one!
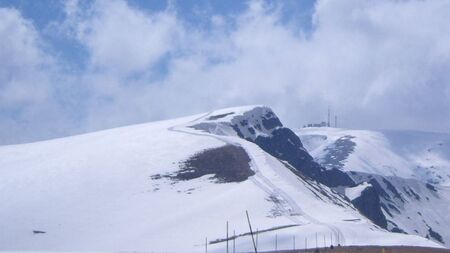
[0,107,442,252]
[297,127,450,247]
[298,128,450,186]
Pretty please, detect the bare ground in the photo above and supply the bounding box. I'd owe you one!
[261,245,450,253]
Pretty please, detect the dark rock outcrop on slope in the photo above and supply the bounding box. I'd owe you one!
[153,145,254,183]
[320,135,356,169]
[189,106,448,246]
[349,171,448,243]
[350,184,388,228]
[230,108,355,187]
[254,128,355,187]
[427,227,444,244]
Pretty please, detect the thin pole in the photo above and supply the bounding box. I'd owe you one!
[233,230,236,253]
[226,221,229,253]
[324,234,326,248]
[256,229,258,250]
[331,232,333,246]
[293,235,295,251]
[337,232,340,246]
[315,232,318,250]
[328,105,330,127]
[305,237,307,252]
[246,211,258,253]
[275,234,277,253]
[205,237,208,253]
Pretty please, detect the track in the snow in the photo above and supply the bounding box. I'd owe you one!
[167,112,346,245]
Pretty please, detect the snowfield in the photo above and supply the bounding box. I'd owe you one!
[0,106,443,252]
[297,127,450,248]
[297,127,450,186]
[345,182,371,201]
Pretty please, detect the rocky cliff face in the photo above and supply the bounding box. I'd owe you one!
[298,127,450,247]
[0,105,443,251]
[350,172,446,244]
[226,107,355,188]
[194,106,449,247]
[349,182,388,228]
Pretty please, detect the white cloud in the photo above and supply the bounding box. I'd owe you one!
[0,8,51,106]
[306,0,450,129]
[1,0,450,144]
[0,7,81,144]
[67,0,179,76]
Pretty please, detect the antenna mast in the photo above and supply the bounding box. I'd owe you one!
[327,106,331,127]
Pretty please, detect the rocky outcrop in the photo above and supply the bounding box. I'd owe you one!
[229,107,355,187]
[351,184,388,228]
[153,145,254,183]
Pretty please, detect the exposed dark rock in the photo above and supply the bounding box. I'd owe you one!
[191,108,448,245]
[321,135,356,169]
[426,183,437,192]
[261,111,282,130]
[280,161,351,208]
[368,178,390,199]
[207,112,234,120]
[391,227,407,234]
[156,145,254,183]
[404,187,421,200]
[382,178,404,202]
[150,174,162,180]
[199,107,354,188]
[253,127,355,187]
[351,185,388,228]
[380,202,394,217]
[387,203,401,214]
[427,227,444,243]
[232,125,244,138]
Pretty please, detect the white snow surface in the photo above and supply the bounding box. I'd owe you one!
[345,182,371,201]
[297,127,450,247]
[0,107,442,252]
[297,127,450,186]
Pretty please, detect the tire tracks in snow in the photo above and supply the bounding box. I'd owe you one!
[167,112,345,245]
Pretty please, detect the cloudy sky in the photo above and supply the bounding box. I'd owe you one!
[1,0,450,145]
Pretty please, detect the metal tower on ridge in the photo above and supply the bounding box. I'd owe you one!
[327,105,330,127]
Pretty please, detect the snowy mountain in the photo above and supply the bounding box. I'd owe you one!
[297,127,450,247]
[0,106,443,252]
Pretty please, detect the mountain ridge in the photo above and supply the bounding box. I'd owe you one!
[297,127,450,246]
[0,105,443,252]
